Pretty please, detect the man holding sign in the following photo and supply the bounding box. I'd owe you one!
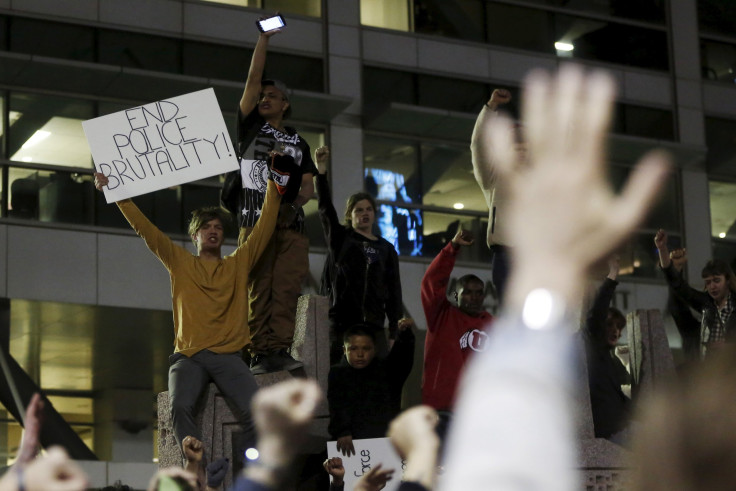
[221,21,316,375]
[94,151,285,457]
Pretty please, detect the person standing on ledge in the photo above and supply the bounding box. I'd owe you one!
[221,19,317,375]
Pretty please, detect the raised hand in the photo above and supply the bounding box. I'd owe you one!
[93,172,108,191]
[488,88,512,110]
[336,435,355,457]
[323,457,345,485]
[353,463,394,491]
[451,229,474,248]
[486,65,670,308]
[315,146,330,174]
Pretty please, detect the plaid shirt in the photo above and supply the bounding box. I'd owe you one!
[702,293,734,347]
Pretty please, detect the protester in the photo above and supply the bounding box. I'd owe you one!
[439,64,669,490]
[655,229,736,358]
[328,319,415,457]
[315,146,404,363]
[470,88,524,303]
[583,255,633,443]
[220,20,316,375]
[421,228,493,437]
[95,168,282,458]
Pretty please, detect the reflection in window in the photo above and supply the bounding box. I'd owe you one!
[375,202,423,256]
[705,117,736,177]
[9,93,93,168]
[421,143,486,212]
[417,74,488,113]
[486,4,669,71]
[9,17,94,61]
[8,168,95,225]
[183,41,251,81]
[521,0,665,24]
[710,181,736,240]
[701,40,736,83]
[609,164,680,232]
[99,30,180,72]
[612,104,675,141]
[364,136,420,203]
[200,0,321,17]
[267,52,325,93]
[414,0,485,42]
[0,396,94,465]
[361,0,411,31]
[698,0,736,37]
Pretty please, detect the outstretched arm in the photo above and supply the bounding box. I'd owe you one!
[314,147,348,254]
[94,172,178,268]
[420,229,472,330]
[472,89,512,247]
[654,229,671,269]
[440,65,670,491]
[586,255,620,336]
[240,29,280,115]
[241,379,321,489]
[472,88,512,192]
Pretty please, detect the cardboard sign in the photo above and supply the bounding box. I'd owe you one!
[83,88,238,203]
[327,438,405,491]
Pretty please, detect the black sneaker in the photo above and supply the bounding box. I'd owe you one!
[274,349,303,371]
[249,353,271,375]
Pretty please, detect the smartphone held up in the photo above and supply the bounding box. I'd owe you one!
[257,14,286,33]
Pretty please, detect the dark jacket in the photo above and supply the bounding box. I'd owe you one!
[583,278,632,439]
[316,173,403,338]
[327,328,415,439]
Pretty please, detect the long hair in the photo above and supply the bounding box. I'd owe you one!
[344,192,377,229]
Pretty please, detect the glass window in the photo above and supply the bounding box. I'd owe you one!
[265,52,324,92]
[9,17,94,61]
[420,143,486,212]
[183,41,252,81]
[487,3,555,54]
[698,0,736,37]
[519,0,666,24]
[612,104,675,141]
[710,181,736,240]
[263,0,321,17]
[363,67,416,108]
[417,74,487,113]
[712,238,736,271]
[98,30,180,73]
[706,117,736,177]
[9,93,94,168]
[0,15,7,51]
[375,202,423,256]
[364,136,421,204]
[700,40,736,83]
[361,0,412,31]
[0,94,6,157]
[423,211,491,261]
[486,4,669,70]
[414,0,486,42]
[609,163,681,232]
[200,0,321,17]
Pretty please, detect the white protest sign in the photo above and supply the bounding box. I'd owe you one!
[327,438,404,491]
[83,88,238,203]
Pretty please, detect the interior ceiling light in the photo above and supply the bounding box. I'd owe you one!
[21,130,51,149]
[719,232,727,238]
[453,202,465,210]
[555,42,574,52]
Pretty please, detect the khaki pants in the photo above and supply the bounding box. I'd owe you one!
[240,226,309,355]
